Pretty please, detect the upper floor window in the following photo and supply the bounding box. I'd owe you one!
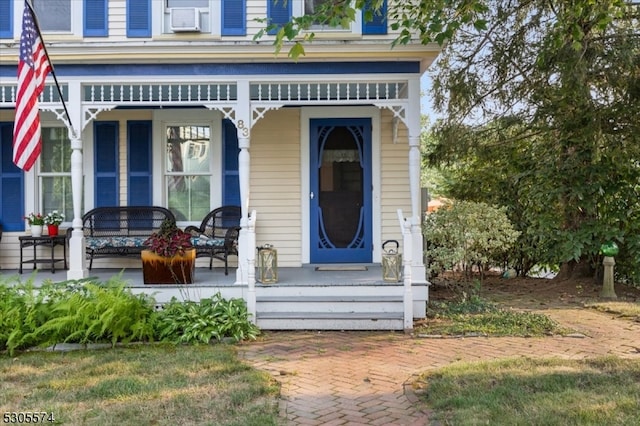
[295,0,361,34]
[167,0,208,8]
[33,0,71,32]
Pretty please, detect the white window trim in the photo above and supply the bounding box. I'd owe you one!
[292,0,362,36]
[152,109,222,227]
[28,120,72,228]
[155,0,219,35]
[13,0,81,36]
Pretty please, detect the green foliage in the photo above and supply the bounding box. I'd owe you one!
[427,1,640,283]
[254,0,491,59]
[424,201,520,279]
[10,277,157,353]
[1,275,260,356]
[156,293,260,344]
[423,285,564,337]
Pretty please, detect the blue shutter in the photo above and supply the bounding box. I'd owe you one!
[0,0,12,39]
[221,0,245,36]
[127,121,152,206]
[267,0,291,35]
[94,122,119,207]
[222,119,240,206]
[0,122,24,231]
[84,0,108,37]
[127,0,151,38]
[362,0,387,35]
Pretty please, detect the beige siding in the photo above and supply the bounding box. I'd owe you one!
[0,233,68,272]
[380,110,411,244]
[250,108,302,266]
[109,0,127,38]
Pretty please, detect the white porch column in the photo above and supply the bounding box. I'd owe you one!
[398,210,413,331]
[66,81,88,280]
[234,80,254,288]
[407,78,427,284]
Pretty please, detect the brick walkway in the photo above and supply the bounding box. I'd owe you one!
[238,307,640,425]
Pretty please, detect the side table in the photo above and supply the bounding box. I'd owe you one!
[19,235,68,274]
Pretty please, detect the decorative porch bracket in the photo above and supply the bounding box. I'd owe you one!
[83,106,116,131]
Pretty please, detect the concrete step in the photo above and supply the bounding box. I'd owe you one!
[256,295,403,313]
[255,295,405,330]
[256,312,404,330]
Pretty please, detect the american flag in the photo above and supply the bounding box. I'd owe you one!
[13,1,52,171]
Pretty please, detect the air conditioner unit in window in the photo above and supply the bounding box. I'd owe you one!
[170,8,201,32]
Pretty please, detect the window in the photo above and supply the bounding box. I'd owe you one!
[33,0,71,32]
[167,0,208,7]
[165,125,211,221]
[39,127,72,223]
[294,0,361,33]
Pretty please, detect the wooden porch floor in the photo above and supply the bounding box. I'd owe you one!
[1,264,391,288]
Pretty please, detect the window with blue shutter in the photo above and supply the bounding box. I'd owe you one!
[94,122,119,207]
[84,0,108,37]
[267,0,291,35]
[0,123,25,231]
[127,121,153,205]
[222,119,240,206]
[127,0,151,38]
[0,0,12,39]
[221,0,245,36]
[362,0,387,35]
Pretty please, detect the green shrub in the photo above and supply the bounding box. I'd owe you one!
[156,293,260,344]
[424,200,520,279]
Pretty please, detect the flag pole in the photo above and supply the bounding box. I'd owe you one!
[24,0,76,138]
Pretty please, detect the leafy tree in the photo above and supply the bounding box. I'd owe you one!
[427,1,640,282]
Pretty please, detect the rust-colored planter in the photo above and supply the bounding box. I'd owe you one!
[141,248,195,284]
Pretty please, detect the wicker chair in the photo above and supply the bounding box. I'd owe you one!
[185,206,241,275]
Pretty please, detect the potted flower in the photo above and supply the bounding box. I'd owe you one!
[141,218,195,284]
[25,212,45,237]
[44,210,64,236]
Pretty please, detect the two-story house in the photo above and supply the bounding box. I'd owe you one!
[0,0,439,330]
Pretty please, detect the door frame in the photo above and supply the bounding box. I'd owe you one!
[301,106,381,264]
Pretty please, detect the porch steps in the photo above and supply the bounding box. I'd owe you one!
[255,293,406,331]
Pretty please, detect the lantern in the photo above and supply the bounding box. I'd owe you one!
[381,240,402,282]
[257,244,278,284]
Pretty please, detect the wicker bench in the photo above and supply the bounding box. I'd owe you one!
[74,206,176,270]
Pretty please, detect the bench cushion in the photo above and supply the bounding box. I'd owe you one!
[86,236,148,250]
[86,236,225,251]
[191,236,225,248]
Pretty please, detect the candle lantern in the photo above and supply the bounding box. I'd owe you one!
[381,240,402,282]
[257,244,278,284]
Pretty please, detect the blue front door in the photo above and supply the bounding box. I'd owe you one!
[310,118,372,263]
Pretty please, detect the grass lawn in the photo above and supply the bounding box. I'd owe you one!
[413,356,640,426]
[0,344,279,426]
